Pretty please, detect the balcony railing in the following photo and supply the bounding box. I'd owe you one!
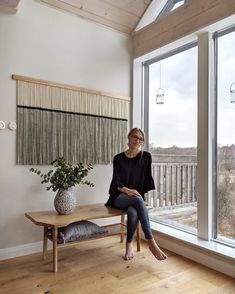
[146,162,197,208]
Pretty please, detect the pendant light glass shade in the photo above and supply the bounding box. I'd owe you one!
[156,60,164,104]
[156,87,164,104]
[230,82,235,103]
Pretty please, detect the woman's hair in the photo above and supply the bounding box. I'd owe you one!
[127,128,145,142]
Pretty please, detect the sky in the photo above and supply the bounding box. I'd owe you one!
[217,31,235,146]
[149,46,197,148]
[148,29,235,148]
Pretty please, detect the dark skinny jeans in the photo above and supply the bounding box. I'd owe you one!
[113,193,153,242]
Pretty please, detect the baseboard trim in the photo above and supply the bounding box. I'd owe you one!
[0,241,52,261]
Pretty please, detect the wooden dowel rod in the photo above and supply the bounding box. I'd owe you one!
[12,74,131,101]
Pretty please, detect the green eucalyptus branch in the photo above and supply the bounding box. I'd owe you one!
[29,157,94,192]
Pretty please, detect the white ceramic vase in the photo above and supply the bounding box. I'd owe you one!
[54,188,76,215]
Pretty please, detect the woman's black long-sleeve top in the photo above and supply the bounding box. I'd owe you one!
[106,151,155,207]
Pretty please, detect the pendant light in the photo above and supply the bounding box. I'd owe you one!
[156,60,164,104]
[230,82,235,103]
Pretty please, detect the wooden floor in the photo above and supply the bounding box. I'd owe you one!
[0,236,234,294]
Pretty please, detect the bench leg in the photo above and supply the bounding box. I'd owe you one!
[42,227,48,260]
[52,227,58,273]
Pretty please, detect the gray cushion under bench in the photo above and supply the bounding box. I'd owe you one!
[47,220,108,244]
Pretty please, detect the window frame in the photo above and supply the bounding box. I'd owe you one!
[139,30,235,248]
[142,42,198,234]
[212,25,235,246]
[142,41,197,145]
[132,16,235,278]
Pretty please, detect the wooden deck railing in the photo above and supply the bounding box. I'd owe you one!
[146,162,197,208]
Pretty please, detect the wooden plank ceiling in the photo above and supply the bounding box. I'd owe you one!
[40,0,152,34]
[0,0,20,13]
[0,0,152,34]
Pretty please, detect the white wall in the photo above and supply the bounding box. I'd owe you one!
[0,0,132,252]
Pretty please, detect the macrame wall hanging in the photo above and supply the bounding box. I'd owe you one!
[12,75,130,165]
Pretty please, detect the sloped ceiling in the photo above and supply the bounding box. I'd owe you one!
[0,0,152,34]
[0,0,20,13]
[39,0,152,34]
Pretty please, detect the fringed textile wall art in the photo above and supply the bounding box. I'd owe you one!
[12,75,130,165]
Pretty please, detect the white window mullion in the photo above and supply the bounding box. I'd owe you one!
[197,32,214,241]
[133,60,143,129]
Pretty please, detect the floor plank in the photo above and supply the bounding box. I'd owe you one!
[0,236,234,294]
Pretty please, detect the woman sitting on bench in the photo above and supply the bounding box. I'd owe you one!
[106,128,168,261]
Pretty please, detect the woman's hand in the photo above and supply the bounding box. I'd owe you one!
[126,189,140,197]
[118,187,140,197]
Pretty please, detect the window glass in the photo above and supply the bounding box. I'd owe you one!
[157,0,185,20]
[216,29,235,244]
[171,0,185,12]
[147,45,198,234]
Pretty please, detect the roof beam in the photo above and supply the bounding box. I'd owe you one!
[133,0,235,58]
[0,0,20,14]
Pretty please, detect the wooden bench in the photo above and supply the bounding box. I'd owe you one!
[25,203,146,272]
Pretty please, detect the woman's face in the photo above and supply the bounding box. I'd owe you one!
[128,130,144,150]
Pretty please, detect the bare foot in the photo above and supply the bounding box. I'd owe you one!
[148,239,168,261]
[124,242,134,260]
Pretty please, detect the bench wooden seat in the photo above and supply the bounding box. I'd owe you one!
[25,203,150,272]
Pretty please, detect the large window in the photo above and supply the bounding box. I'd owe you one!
[140,25,235,250]
[215,27,235,244]
[144,44,198,234]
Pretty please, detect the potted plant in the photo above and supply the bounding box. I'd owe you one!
[30,157,94,214]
